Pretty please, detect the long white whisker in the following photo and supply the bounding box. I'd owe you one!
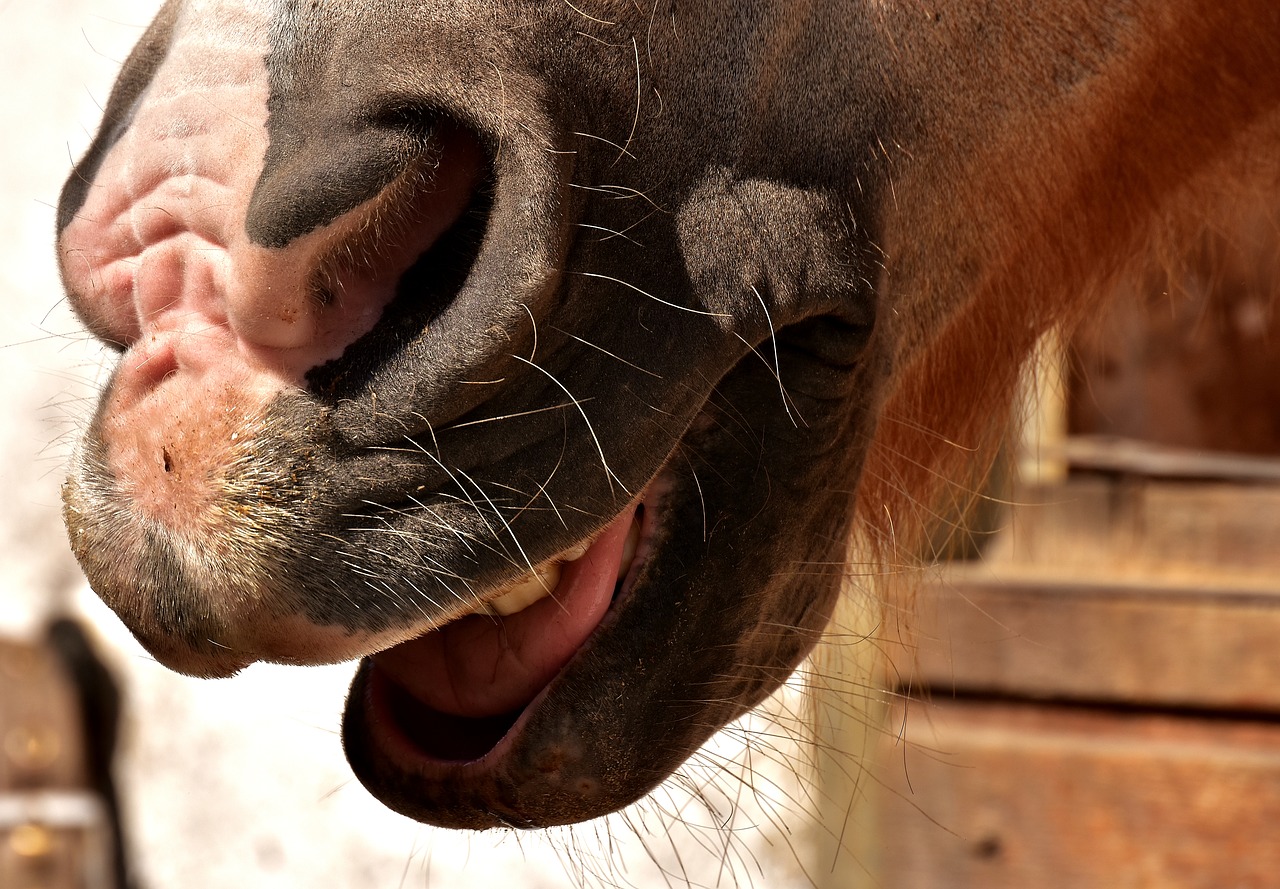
[511,354,630,496]
[573,271,732,319]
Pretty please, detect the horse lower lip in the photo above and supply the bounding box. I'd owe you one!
[343,485,666,827]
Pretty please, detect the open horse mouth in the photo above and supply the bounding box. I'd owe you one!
[367,502,646,728]
[344,494,659,826]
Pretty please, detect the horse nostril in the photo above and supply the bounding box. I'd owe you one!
[204,120,491,376]
[304,128,495,400]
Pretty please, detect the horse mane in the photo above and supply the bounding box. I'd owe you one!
[857,104,1280,566]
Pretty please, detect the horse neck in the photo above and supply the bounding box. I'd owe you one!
[855,0,1280,550]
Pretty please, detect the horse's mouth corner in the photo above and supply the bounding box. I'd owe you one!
[341,484,664,827]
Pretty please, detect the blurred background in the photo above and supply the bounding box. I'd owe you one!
[6,3,1280,889]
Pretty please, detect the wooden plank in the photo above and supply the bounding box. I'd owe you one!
[984,477,1280,582]
[897,575,1280,711]
[1056,435,1280,482]
[0,639,86,791]
[877,700,1280,889]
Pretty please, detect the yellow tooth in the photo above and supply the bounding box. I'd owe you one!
[474,516,640,619]
[481,561,562,617]
[561,540,591,562]
[618,516,640,581]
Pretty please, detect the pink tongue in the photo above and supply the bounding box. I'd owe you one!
[371,507,636,718]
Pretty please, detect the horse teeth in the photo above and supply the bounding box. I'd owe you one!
[477,512,640,618]
[561,540,591,562]
[480,561,561,617]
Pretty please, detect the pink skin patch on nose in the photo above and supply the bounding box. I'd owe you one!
[102,357,261,534]
[57,2,483,538]
[86,125,482,536]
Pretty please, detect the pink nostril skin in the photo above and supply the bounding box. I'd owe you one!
[66,118,488,544]
[224,252,319,351]
[55,4,488,564]
[121,340,180,397]
[61,122,485,392]
[56,0,500,676]
[57,2,486,389]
